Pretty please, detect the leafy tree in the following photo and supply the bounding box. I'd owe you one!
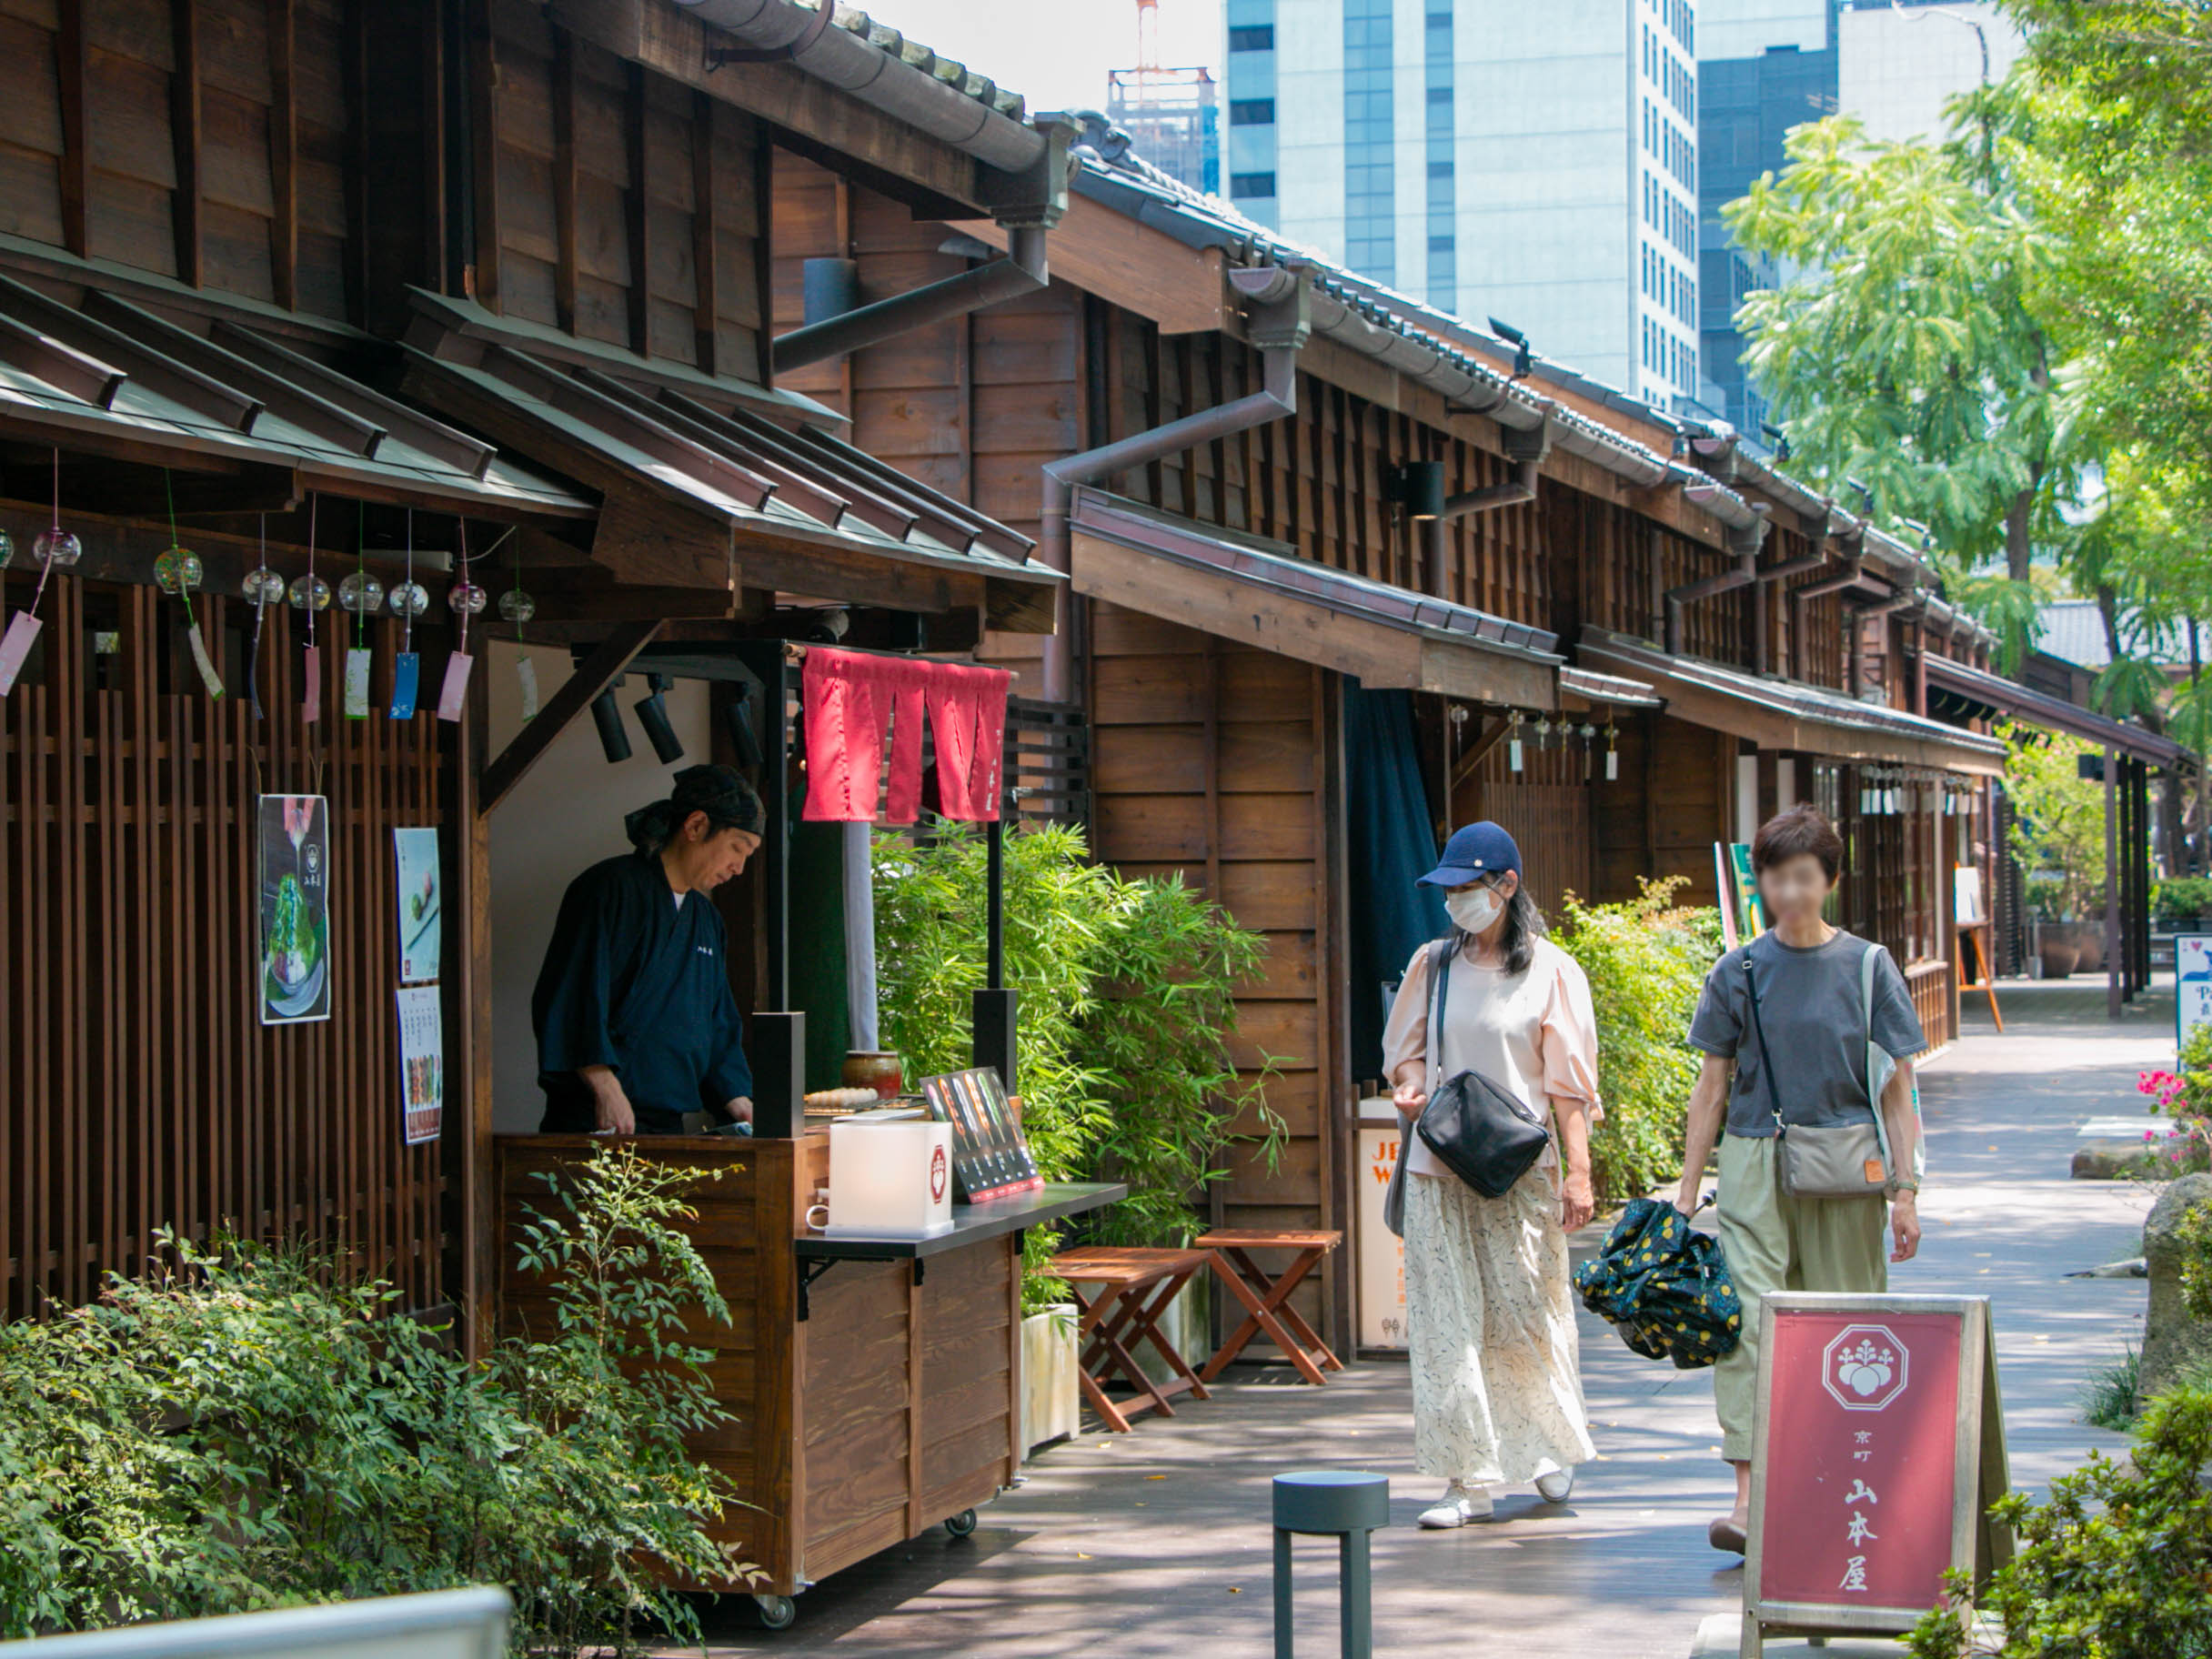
[1724,114,2076,605]
[1999,721,2107,921]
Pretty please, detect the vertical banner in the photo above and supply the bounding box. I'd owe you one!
[257,795,332,1026]
[394,827,442,985]
[396,985,444,1145]
[2177,935,2212,1050]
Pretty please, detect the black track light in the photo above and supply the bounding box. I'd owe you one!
[635,672,685,764]
[590,683,632,764]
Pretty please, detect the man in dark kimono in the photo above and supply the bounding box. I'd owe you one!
[532,763,763,1135]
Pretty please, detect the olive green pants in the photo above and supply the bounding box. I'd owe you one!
[1713,1131,1888,1463]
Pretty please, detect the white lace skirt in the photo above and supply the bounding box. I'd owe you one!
[1403,1167,1595,1485]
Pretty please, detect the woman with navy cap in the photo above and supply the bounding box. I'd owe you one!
[1379,821,1603,1527]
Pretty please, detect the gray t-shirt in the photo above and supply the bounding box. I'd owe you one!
[1688,930,1925,1138]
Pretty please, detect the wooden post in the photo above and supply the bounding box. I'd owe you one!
[2106,743,2121,1020]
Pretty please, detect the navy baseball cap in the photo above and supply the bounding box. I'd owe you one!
[1417,820,1523,887]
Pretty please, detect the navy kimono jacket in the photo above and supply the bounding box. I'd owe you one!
[532,850,752,1133]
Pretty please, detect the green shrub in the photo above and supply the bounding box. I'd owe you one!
[1553,879,1724,1209]
[0,1145,746,1654]
[2081,1345,2142,1431]
[2155,875,2212,923]
[2003,723,2108,922]
[873,821,1282,1292]
[1906,1388,2212,1658]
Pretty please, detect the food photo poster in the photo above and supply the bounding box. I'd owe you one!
[395,827,441,985]
[258,795,332,1026]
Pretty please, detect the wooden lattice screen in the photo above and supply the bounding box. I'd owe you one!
[0,573,448,1318]
[1004,698,1090,830]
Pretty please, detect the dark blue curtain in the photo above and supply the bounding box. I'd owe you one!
[1344,684,1449,1082]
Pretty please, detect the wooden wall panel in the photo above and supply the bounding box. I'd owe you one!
[1450,737,1595,918]
[2,570,447,1318]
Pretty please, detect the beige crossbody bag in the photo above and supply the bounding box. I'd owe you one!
[1741,944,1896,1199]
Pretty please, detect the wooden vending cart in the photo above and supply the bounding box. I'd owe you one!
[496,1141,1121,1625]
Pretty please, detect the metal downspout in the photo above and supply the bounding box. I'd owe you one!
[1747,550,1830,678]
[1846,593,1918,700]
[1038,270,1312,702]
[772,226,1050,372]
[1787,558,1878,681]
[1422,420,1551,599]
[1663,510,1770,658]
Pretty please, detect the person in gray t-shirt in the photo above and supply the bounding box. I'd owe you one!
[1689,930,1926,1136]
[1673,805,1925,1561]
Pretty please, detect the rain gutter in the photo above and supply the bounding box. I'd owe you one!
[1037,267,1312,701]
[772,225,1049,371]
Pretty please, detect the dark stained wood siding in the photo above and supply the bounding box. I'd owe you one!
[482,0,765,375]
[2,568,446,1316]
[0,0,352,317]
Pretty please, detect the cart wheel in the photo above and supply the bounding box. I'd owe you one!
[753,1594,798,1631]
[944,1508,979,1538]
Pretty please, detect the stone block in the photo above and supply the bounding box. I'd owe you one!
[2142,1171,2212,1398]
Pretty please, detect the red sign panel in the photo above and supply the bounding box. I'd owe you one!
[1756,1309,1964,1611]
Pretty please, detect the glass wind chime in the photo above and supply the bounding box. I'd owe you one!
[155,470,224,698]
[498,530,538,719]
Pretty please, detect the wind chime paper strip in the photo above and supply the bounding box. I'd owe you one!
[517,656,538,721]
[343,648,371,718]
[437,651,472,722]
[389,651,419,719]
[303,644,322,723]
[0,611,41,695]
[185,625,225,698]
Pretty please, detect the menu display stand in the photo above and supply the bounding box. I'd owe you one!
[923,1066,1044,1202]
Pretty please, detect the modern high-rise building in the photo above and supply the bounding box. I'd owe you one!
[1222,0,1704,405]
[1107,65,1222,196]
[1695,0,2025,433]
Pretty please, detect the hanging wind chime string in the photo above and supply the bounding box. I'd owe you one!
[0,448,75,696]
[246,513,268,719]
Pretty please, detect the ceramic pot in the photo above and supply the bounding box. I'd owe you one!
[841,1051,904,1100]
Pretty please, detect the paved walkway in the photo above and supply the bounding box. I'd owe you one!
[693,977,2171,1656]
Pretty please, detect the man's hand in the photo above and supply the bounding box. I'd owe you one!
[1391,1079,1427,1120]
[725,1096,754,1125]
[580,1065,635,1135]
[1561,1166,1595,1232]
[1890,1191,1921,1262]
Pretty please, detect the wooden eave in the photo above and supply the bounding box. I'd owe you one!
[1578,628,2008,778]
[400,301,1060,631]
[0,269,591,525]
[1071,490,1561,710]
[949,199,1232,336]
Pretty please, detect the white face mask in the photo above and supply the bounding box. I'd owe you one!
[1444,885,1503,935]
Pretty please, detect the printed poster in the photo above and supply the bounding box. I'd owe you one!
[257,794,331,1026]
[397,985,443,1145]
[394,827,441,985]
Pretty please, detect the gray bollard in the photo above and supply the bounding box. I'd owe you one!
[1272,1471,1390,1659]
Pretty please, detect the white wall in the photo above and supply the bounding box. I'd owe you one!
[485,641,714,1134]
[1837,4,2025,146]
[1451,0,1637,390]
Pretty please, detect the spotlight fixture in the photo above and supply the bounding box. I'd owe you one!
[1487,317,1533,381]
[589,681,632,764]
[635,671,685,764]
[1759,421,1792,463]
[723,682,765,771]
[1388,460,1447,521]
[1847,477,1875,515]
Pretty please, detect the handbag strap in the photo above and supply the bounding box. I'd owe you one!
[1861,941,1897,1175]
[1427,934,1454,1092]
[1740,950,1788,1135]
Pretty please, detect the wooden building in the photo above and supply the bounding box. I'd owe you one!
[770,128,2009,1350]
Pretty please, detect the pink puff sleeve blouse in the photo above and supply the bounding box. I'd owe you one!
[1380,934,1604,1180]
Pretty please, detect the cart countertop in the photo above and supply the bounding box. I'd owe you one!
[795,1181,1127,1262]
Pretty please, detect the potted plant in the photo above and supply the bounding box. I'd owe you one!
[1021,1298,1080,1454]
[2156,876,2212,934]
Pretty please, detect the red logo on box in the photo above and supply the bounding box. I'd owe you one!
[930,1144,949,1203]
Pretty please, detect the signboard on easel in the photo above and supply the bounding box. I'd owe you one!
[2177,935,2212,1051]
[1742,1294,2011,1657]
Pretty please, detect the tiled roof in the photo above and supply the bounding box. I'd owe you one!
[2036,598,2187,669]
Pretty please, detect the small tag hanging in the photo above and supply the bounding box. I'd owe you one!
[295,493,327,722]
[0,610,41,696]
[343,648,373,718]
[1508,715,1524,773]
[303,643,322,724]
[388,650,420,719]
[437,650,473,720]
[517,655,539,721]
[1604,720,1619,782]
[184,623,226,699]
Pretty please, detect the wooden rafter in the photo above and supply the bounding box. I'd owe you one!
[478,620,663,815]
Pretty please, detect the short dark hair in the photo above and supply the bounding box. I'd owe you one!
[1751,804,1844,880]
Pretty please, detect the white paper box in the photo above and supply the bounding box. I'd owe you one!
[825,1119,955,1240]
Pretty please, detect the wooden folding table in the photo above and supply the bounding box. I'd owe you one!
[1197,1228,1345,1385]
[1051,1245,1214,1433]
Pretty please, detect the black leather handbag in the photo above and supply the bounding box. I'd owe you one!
[1415,937,1553,1199]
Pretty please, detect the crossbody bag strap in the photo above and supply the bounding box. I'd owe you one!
[1428,934,1454,1092]
[1861,942,1896,1174]
[1741,951,1788,1135]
